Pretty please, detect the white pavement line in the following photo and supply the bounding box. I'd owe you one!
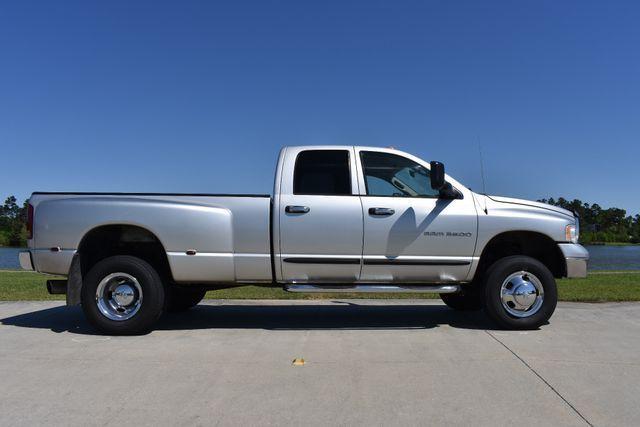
[485,330,593,427]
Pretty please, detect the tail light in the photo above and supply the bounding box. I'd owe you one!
[26,203,34,240]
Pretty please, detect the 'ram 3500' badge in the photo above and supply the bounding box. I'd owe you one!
[423,231,473,237]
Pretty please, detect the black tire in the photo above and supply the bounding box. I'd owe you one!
[81,255,165,335]
[440,285,484,311]
[166,287,207,312]
[483,255,557,330]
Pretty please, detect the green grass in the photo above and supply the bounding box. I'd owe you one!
[0,271,66,301]
[2,269,640,302]
[557,271,640,302]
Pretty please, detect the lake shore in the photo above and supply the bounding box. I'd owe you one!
[587,242,640,246]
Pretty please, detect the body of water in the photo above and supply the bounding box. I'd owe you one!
[1,245,639,271]
[584,245,640,271]
[1,247,24,269]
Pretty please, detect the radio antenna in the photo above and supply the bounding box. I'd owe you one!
[478,140,487,195]
[478,137,488,214]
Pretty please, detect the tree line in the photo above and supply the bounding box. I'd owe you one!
[0,196,28,247]
[538,197,640,244]
[1,195,639,246]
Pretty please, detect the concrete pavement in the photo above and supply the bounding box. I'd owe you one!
[1,300,639,426]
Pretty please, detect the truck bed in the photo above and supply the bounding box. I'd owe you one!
[28,192,274,283]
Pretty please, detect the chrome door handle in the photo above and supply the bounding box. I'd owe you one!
[369,207,395,216]
[285,205,310,214]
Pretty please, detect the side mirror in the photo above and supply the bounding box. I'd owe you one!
[430,161,445,190]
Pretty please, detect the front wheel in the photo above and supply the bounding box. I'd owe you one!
[483,255,557,330]
[81,255,165,335]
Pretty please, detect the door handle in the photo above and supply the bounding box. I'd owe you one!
[285,205,310,214]
[369,207,395,216]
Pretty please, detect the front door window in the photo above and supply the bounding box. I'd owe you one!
[360,151,439,198]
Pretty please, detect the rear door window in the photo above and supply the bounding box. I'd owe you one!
[293,150,352,195]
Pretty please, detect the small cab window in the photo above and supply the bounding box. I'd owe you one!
[293,150,352,195]
[360,151,439,198]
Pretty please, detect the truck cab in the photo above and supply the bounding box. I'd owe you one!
[274,146,477,284]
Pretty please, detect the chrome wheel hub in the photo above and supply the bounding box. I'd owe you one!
[112,284,136,306]
[500,271,544,318]
[96,273,143,321]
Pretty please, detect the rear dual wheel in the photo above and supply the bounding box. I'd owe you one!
[166,286,207,312]
[81,255,165,335]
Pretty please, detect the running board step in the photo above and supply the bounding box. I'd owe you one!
[284,284,460,294]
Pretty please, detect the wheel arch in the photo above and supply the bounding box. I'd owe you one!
[77,224,173,282]
[474,230,566,281]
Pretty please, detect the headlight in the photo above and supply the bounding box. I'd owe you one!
[565,223,579,243]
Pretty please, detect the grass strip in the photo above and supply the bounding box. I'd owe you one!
[1,270,639,302]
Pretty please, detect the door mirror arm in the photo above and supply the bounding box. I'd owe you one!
[438,182,461,199]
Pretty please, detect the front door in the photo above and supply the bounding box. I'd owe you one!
[278,148,363,282]
[357,150,478,282]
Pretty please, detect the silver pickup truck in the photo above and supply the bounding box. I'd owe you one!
[19,145,588,334]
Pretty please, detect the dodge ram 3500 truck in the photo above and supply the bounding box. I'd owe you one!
[19,146,588,334]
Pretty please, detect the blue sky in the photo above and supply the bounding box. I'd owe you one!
[1,1,639,214]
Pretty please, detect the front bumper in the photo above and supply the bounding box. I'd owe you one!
[558,243,589,278]
[19,251,34,271]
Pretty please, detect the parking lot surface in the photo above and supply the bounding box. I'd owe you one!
[1,300,639,426]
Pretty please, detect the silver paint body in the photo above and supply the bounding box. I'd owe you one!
[27,195,272,283]
[23,145,588,284]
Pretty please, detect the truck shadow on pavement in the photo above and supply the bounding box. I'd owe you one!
[1,302,505,335]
